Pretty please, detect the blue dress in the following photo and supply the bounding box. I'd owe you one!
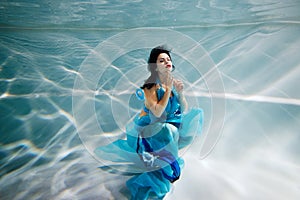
[95,85,203,200]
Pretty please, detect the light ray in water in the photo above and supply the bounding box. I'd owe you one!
[191,92,300,106]
[91,89,300,107]
[1,0,300,199]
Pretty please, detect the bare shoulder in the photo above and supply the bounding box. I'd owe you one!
[143,84,159,107]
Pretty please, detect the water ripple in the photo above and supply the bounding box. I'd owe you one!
[1,1,300,199]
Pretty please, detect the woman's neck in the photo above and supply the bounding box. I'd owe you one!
[158,73,168,85]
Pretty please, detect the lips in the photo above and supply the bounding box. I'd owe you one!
[166,64,172,68]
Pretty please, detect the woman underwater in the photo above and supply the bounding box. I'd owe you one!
[95,46,203,199]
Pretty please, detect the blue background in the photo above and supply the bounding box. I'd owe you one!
[1,1,300,199]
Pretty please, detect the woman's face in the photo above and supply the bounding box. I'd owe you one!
[156,53,173,73]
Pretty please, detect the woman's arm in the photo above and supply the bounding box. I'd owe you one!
[173,79,188,112]
[144,84,172,118]
[178,92,188,112]
[144,71,173,117]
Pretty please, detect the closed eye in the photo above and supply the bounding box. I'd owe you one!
[159,58,171,62]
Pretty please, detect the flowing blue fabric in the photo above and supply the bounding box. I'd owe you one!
[95,85,203,199]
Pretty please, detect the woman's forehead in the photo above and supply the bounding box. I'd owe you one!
[157,53,170,59]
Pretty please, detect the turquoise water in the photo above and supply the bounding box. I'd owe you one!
[1,1,300,199]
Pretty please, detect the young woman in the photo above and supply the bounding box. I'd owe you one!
[95,46,203,200]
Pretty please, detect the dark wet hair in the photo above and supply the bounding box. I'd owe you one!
[141,45,175,89]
